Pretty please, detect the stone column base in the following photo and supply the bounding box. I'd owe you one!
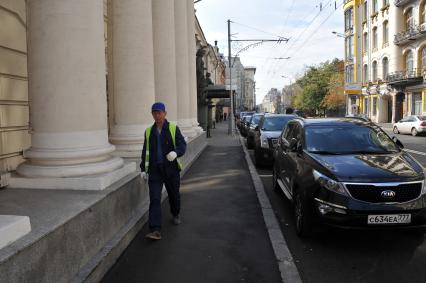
[9,162,136,190]
[0,215,31,250]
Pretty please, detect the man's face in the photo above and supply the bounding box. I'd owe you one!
[152,110,166,124]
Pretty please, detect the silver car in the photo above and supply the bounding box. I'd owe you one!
[393,115,426,136]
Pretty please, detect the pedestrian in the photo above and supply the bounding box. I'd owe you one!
[140,102,187,240]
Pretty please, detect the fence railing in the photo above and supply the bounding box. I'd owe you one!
[386,68,424,84]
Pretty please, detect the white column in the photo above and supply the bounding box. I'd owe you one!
[108,0,156,157]
[152,0,177,122]
[175,0,195,138]
[12,0,135,189]
[187,0,203,133]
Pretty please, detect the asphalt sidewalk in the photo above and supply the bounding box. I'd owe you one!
[102,121,283,283]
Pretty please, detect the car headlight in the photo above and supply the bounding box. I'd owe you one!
[260,136,269,148]
[313,170,348,196]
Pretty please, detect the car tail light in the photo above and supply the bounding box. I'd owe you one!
[420,121,426,126]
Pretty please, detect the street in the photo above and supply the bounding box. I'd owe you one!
[245,132,426,283]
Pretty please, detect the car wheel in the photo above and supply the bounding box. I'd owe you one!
[247,138,253,149]
[393,126,399,134]
[411,128,418,136]
[254,149,262,167]
[294,190,313,237]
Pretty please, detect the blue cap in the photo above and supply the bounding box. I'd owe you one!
[151,102,166,112]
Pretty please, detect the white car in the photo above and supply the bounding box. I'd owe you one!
[393,115,426,136]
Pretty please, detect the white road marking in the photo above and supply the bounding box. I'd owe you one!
[259,174,273,178]
[404,148,426,157]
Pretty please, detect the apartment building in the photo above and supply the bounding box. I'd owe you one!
[344,0,426,123]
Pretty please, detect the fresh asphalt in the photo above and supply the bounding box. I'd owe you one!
[102,121,284,283]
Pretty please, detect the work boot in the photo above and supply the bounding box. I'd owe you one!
[145,231,161,240]
[172,216,181,225]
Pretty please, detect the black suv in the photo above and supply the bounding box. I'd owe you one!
[273,118,426,236]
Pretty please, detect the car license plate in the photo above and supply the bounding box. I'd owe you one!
[367,214,411,224]
[271,138,278,146]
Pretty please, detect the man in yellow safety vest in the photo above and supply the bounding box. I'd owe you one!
[141,102,187,240]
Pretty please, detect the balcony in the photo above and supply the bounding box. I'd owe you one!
[394,24,426,45]
[386,68,424,86]
[395,0,415,7]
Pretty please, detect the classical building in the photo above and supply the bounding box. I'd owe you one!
[259,88,281,113]
[0,1,207,281]
[344,0,426,123]
[225,57,246,113]
[244,67,257,111]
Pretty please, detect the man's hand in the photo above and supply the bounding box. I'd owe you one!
[166,151,177,162]
[140,172,148,181]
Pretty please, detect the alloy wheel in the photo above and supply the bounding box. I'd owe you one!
[393,127,399,134]
[411,128,418,136]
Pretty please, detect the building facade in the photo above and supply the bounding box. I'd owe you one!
[344,0,426,123]
[259,88,281,113]
[244,67,256,111]
[225,57,246,113]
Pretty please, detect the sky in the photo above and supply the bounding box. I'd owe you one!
[195,0,344,104]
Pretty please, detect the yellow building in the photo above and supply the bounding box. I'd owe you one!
[344,0,426,123]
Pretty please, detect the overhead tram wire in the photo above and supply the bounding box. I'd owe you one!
[286,1,343,59]
[230,20,288,39]
[264,0,333,76]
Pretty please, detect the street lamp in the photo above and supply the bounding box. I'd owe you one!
[332,31,345,38]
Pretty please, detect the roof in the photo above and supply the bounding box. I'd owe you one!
[293,118,375,127]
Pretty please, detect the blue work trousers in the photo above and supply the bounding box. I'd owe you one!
[148,163,181,232]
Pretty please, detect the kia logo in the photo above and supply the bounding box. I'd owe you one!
[381,190,396,199]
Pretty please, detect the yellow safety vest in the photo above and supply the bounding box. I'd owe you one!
[144,123,182,173]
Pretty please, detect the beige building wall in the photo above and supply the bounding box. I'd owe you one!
[0,1,30,172]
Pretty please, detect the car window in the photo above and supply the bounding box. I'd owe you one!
[250,115,263,126]
[407,116,416,122]
[305,125,399,154]
[262,116,294,131]
[418,116,426,121]
[399,117,407,122]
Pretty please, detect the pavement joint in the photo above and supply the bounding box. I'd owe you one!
[240,135,302,283]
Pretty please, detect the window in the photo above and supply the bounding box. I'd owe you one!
[372,0,378,14]
[421,2,426,24]
[363,1,368,22]
[345,8,353,32]
[363,64,369,83]
[405,50,414,72]
[373,97,377,115]
[422,48,426,71]
[346,64,354,84]
[382,57,389,80]
[372,61,378,82]
[405,8,414,30]
[383,0,389,6]
[363,32,368,53]
[346,35,353,60]
[383,21,389,45]
[372,27,378,50]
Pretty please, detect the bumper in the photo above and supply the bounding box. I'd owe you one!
[313,191,426,229]
[416,126,426,133]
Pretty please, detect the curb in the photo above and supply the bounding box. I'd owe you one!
[239,135,302,283]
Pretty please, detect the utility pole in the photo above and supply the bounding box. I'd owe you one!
[226,19,288,135]
[227,20,234,135]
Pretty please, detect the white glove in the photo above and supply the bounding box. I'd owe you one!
[166,151,177,162]
[140,172,148,181]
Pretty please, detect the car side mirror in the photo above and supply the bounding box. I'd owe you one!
[392,136,404,149]
[280,138,289,149]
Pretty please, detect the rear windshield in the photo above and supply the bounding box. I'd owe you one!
[305,125,399,154]
[262,116,294,131]
[418,116,426,121]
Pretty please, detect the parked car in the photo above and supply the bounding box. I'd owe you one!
[253,114,296,166]
[393,115,426,136]
[240,114,253,137]
[246,113,264,149]
[237,111,254,130]
[273,118,426,237]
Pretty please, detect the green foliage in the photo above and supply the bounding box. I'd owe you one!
[291,58,344,114]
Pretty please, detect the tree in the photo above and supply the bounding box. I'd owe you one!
[322,72,345,110]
